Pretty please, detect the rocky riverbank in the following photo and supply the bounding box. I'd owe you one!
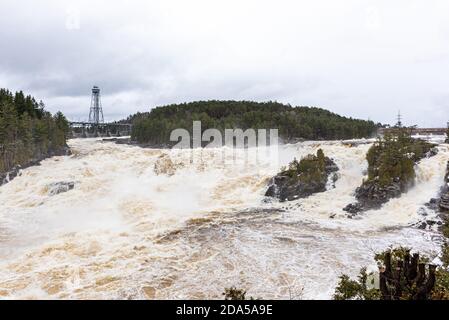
[265,149,339,202]
[437,161,449,235]
[416,161,449,232]
[0,146,71,187]
[440,161,449,210]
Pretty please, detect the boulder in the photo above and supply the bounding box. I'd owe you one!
[47,181,75,196]
[343,202,365,215]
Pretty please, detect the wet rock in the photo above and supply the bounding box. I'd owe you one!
[438,161,449,211]
[417,222,427,230]
[425,147,439,158]
[343,181,404,216]
[440,194,449,211]
[343,181,403,215]
[346,211,360,219]
[343,202,365,214]
[265,155,339,202]
[421,161,449,238]
[426,220,437,226]
[264,184,277,198]
[47,181,75,196]
[425,198,440,211]
[356,181,401,207]
[0,165,21,186]
[416,219,441,230]
[325,160,339,174]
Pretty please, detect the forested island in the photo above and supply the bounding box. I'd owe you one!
[0,88,70,185]
[344,128,438,214]
[127,100,378,145]
[265,149,339,201]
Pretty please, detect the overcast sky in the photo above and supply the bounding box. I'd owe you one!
[1,0,448,126]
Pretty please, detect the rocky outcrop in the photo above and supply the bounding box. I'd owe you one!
[417,161,449,231]
[1,165,24,186]
[440,161,449,211]
[47,181,75,196]
[441,195,449,211]
[265,150,339,202]
[426,147,439,158]
[344,181,402,214]
[264,174,328,201]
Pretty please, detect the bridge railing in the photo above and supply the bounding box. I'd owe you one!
[68,122,133,138]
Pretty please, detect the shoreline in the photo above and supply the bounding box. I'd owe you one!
[0,146,71,187]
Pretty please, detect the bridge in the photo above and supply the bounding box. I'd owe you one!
[378,127,448,136]
[68,86,132,138]
[69,121,132,138]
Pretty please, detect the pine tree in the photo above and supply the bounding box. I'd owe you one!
[1,88,69,177]
[54,111,69,141]
[317,148,325,171]
[17,112,34,162]
[14,91,26,115]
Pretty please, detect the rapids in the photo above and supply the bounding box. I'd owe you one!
[0,137,448,299]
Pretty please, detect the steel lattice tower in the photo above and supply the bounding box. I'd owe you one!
[396,110,402,128]
[88,86,104,124]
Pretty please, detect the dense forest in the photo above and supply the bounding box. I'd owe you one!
[0,88,69,180]
[127,100,379,145]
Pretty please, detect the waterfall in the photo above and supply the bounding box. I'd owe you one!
[0,137,447,299]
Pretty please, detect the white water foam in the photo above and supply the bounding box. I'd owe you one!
[0,138,447,299]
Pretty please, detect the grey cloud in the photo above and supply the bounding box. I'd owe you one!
[0,0,448,126]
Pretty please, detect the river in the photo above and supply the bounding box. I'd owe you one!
[0,137,448,299]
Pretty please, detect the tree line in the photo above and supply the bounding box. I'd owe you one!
[0,88,69,176]
[127,100,379,145]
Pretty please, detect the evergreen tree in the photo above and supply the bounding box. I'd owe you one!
[317,148,325,171]
[54,111,70,141]
[0,88,69,177]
